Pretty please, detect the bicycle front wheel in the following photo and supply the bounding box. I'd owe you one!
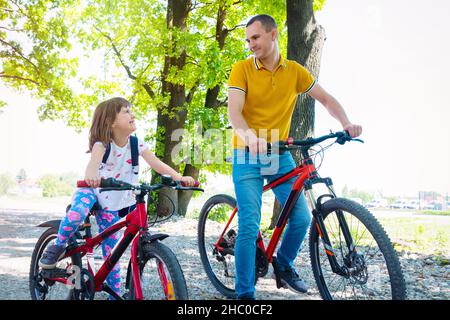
[309,198,407,300]
[127,241,188,300]
[198,194,238,299]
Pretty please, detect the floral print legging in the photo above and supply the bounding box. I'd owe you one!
[55,188,122,299]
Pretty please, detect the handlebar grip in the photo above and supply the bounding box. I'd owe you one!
[77,180,90,188]
[76,179,105,188]
[77,178,131,188]
[181,180,200,188]
[343,130,352,138]
[244,143,272,153]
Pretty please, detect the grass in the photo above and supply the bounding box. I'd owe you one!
[371,207,450,216]
[419,210,450,216]
[187,203,450,258]
[375,216,449,256]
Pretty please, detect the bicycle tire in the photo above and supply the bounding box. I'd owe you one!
[309,198,407,300]
[198,194,237,299]
[127,241,188,300]
[29,227,82,300]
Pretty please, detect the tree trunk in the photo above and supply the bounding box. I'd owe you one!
[178,163,200,215]
[287,0,326,161]
[154,0,191,217]
[177,2,230,216]
[269,199,282,230]
[270,0,326,228]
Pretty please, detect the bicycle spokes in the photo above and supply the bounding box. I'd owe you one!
[313,207,397,299]
[136,254,177,300]
[199,197,238,295]
[157,261,174,300]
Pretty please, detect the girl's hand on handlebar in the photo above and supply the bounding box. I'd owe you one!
[84,175,101,188]
[180,176,196,187]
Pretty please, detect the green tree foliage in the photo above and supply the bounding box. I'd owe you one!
[342,185,374,204]
[68,0,288,169]
[2,0,326,212]
[2,0,326,148]
[0,0,83,124]
[0,172,16,195]
[37,172,77,197]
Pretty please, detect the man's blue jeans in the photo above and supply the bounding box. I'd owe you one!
[232,149,312,299]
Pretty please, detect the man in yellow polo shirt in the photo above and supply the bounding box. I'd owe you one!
[228,14,362,300]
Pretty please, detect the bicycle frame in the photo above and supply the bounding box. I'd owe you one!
[215,152,355,276]
[260,160,314,261]
[46,198,165,300]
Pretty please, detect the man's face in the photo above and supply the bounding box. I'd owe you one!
[245,21,277,60]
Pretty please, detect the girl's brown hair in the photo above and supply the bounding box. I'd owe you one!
[88,97,131,151]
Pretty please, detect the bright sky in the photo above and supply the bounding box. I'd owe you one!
[0,0,449,197]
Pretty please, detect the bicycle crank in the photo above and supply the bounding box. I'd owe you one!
[72,268,95,300]
[255,246,269,278]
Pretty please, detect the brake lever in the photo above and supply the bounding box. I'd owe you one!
[99,187,131,193]
[173,181,204,192]
[176,186,205,192]
[336,137,348,145]
[337,134,364,145]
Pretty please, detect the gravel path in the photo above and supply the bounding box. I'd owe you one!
[0,208,449,300]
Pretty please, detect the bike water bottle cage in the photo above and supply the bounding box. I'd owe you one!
[102,135,139,175]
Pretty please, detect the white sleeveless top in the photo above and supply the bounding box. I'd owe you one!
[93,137,149,211]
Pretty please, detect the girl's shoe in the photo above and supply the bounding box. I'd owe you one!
[38,244,66,269]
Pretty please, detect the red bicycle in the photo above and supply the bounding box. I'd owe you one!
[29,175,203,300]
[198,131,406,300]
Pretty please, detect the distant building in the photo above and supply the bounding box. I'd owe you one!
[9,179,43,197]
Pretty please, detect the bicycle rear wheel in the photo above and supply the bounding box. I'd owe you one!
[29,227,82,300]
[309,198,407,300]
[127,241,188,300]
[197,194,238,298]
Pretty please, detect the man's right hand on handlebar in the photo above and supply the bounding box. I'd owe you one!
[248,136,268,156]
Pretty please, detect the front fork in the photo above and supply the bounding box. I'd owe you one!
[305,180,356,277]
[130,230,172,300]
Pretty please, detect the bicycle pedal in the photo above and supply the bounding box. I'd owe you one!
[271,272,287,289]
[41,268,69,279]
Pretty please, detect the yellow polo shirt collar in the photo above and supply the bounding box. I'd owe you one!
[254,56,287,70]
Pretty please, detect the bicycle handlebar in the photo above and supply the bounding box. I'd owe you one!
[245,130,363,153]
[76,175,203,193]
[280,130,363,147]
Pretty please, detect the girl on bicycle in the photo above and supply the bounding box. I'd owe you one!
[38,97,195,299]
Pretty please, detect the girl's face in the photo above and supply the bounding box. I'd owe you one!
[112,105,136,135]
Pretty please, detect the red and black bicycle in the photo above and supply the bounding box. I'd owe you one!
[29,175,203,300]
[198,131,406,300]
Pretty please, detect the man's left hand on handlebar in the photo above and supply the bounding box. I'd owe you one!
[343,123,363,138]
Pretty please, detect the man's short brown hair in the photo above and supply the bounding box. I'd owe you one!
[246,14,277,32]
